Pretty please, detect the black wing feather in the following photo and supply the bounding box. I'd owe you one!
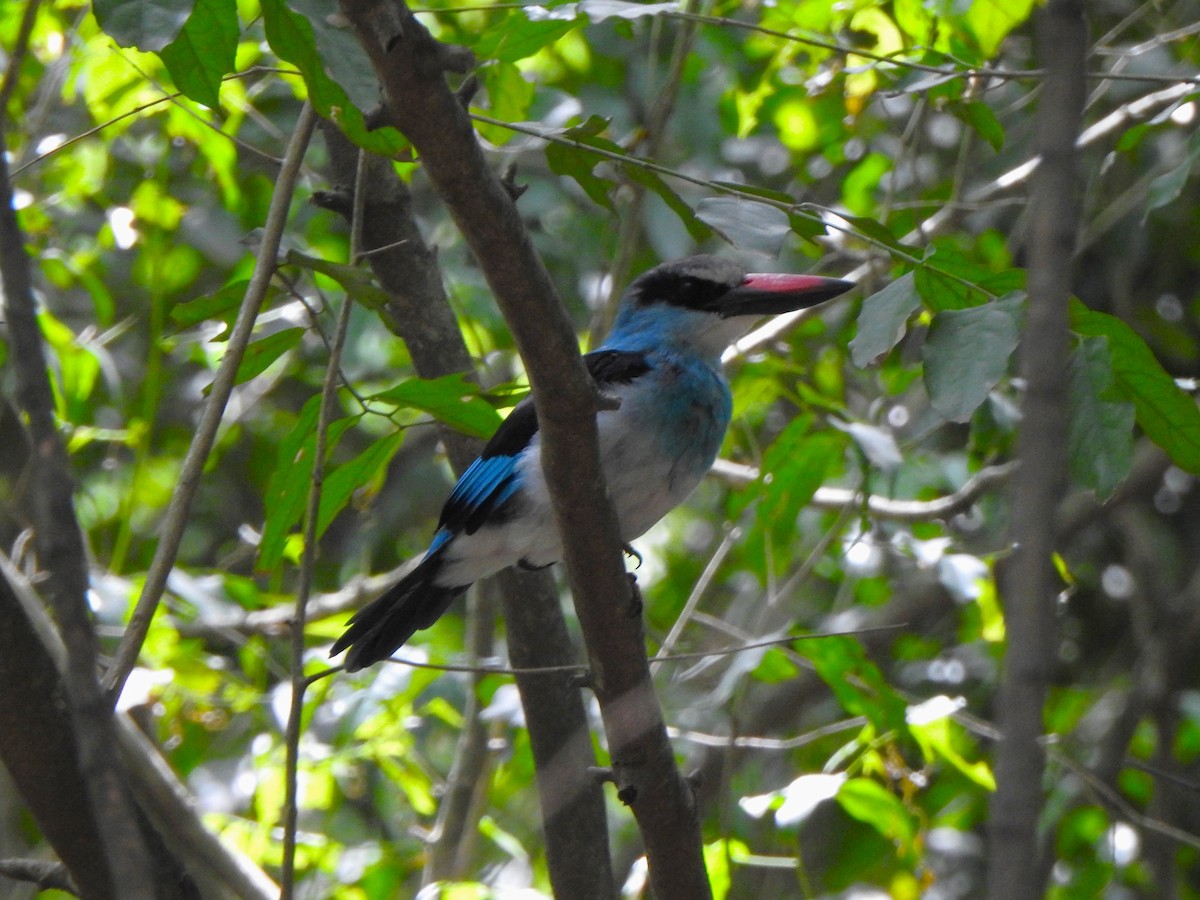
[479,350,651,460]
[437,349,652,533]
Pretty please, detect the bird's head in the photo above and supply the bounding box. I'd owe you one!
[608,255,853,358]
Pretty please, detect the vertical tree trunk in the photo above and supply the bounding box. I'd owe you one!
[986,4,1087,899]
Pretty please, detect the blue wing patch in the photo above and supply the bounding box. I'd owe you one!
[438,454,523,535]
[431,350,648,540]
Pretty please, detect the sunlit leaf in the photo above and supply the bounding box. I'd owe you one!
[837,778,918,847]
[231,327,305,386]
[372,373,502,439]
[475,9,581,62]
[964,0,1036,57]
[317,431,406,537]
[158,0,238,108]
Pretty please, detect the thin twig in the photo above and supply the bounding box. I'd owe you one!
[0,0,41,117]
[711,459,1018,521]
[367,624,906,677]
[279,144,362,899]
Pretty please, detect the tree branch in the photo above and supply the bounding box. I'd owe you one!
[0,103,157,898]
[986,3,1086,898]
[104,101,318,701]
[339,3,709,895]
[0,555,276,900]
[318,122,614,896]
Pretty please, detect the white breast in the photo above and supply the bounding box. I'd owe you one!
[436,356,729,586]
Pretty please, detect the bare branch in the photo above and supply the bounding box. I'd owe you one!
[280,143,358,897]
[986,3,1086,898]
[105,101,318,701]
[318,120,614,896]
[710,459,1018,521]
[0,91,157,897]
[340,5,709,894]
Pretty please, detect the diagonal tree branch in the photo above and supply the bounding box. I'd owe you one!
[104,102,318,701]
[339,2,710,896]
[318,123,614,897]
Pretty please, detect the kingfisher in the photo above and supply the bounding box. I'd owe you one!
[331,255,852,671]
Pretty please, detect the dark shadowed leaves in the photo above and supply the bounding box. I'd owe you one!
[922,294,1023,422]
[850,272,921,366]
[1068,336,1135,497]
[1072,303,1200,474]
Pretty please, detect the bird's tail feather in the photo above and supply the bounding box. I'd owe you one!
[330,554,464,672]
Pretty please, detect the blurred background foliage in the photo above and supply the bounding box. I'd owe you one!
[2,0,1200,897]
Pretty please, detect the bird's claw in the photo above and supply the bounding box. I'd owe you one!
[625,573,644,619]
[622,543,643,568]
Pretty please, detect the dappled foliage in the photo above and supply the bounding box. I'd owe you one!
[2,0,1200,897]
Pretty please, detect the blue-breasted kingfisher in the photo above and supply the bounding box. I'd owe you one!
[331,255,853,671]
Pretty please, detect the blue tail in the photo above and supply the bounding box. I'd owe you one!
[330,551,464,672]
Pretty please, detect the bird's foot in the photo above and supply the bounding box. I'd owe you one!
[622,543,643,568]
[625,573,643,619]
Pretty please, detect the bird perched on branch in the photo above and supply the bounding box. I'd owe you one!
[331,255,852,671]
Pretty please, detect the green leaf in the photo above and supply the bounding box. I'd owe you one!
[544,117,625,211]
[922,294,1022,423]
[171,282,250,333]
[1068,336,1135,498]
[92,0,190,52]
[907,712,996,790]
[284,251,392,310]
[472,10,580,63]
[695,197,788,255]
[476,62,536,145]
[837,778,918,848]
[850,272,921,366]
[289,0,384,112]
[1072,303,1200,474]
[39,311,101,422]
[158,0,239,109]
[752,417,846,545]
[953,101,1005,152]
[964,0,1035,57]
[232,328,305,386]
[1146,129,1200,214]
[914,242,1024,311]
[801,636,909,734]
[317,431,406,537]
[259,397,358,570]
[835,212,914,258]
[372,374,502,439]
[259,0,404,155]
[626,168,713,243]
